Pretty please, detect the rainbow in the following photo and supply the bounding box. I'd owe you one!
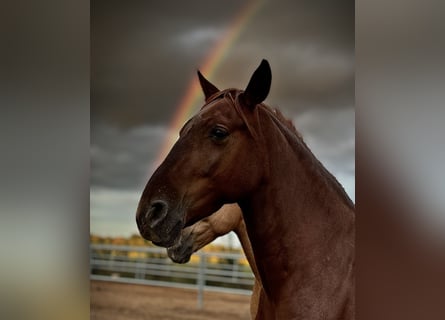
[152,0,264,169]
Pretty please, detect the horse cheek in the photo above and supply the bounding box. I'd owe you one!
[224,150,260,200]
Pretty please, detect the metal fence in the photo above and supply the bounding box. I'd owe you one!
[90,244,254,308]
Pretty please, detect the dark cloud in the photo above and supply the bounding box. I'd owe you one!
[91,124,166,190]
[91,0,354,127]
[91,0,243,127]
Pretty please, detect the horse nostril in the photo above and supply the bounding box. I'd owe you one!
[146,200,169,228]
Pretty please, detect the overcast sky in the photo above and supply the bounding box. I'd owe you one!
[91,0,355,244]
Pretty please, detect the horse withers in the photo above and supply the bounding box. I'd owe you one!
[136,60,355,319]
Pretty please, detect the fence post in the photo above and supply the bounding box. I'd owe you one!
[197,252,206,309]
[232,258,239,283]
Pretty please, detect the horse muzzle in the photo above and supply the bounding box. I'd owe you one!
[136,200,183,247]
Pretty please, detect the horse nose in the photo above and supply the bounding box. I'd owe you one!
[146,200,169,228]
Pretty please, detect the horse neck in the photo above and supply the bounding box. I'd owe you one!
[239,107,355,306]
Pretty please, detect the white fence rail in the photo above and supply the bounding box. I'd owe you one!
[90,244,254,308]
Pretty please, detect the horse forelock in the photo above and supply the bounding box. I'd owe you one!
[200,88,237,111]
[201,89,261,141]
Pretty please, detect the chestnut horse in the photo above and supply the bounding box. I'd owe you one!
[166,203,263,318]
[136,60,355,319]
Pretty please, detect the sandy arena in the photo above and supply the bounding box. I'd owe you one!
[91,280,251,320]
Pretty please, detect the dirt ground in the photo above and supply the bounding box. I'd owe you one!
[91,280,251,320]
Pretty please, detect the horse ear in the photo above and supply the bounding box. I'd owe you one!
[241,59,272,108]
[197,70,220,101]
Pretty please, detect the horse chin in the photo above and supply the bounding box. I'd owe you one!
[167,233,194,264]
[167,250,192,264]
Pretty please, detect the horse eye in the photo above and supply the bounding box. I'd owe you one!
[210,126,229,141]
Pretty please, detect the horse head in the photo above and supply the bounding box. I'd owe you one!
[136,59,272,247]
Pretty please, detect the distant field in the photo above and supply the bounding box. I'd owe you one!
[91,280,251,320]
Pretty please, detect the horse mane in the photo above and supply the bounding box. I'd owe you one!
[260,104,355,209]
[268,107,303,139]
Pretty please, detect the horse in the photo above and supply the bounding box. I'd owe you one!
[166,203,264,318]
[136,59,355,319]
